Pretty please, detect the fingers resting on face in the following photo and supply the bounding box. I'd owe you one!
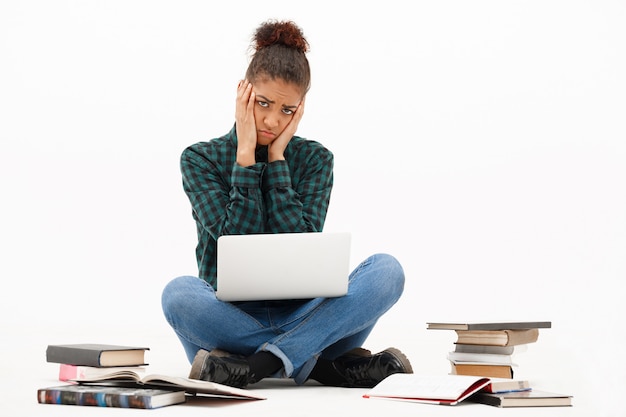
[235,79,258,162]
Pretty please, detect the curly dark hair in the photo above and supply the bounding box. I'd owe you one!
[245,20,311,95]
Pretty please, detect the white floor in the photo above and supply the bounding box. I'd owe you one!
[1,300,617,417]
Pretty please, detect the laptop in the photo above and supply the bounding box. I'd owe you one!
[215,232,351,302]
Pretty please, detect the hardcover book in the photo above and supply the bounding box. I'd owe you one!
[453,344,518,355]
[483,378,531,394]
[427,321,551,331]
[37,384,185,409]
[451,363,514,379]
[363,373,491,405]
[469,389,573,407]
[454,328,539,346]
[46,344,149,367]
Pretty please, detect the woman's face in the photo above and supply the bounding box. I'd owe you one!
[251,78,303,146]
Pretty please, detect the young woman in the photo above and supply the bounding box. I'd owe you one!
[161,20,412,389]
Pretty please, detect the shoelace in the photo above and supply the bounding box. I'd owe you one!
[342,357,380,385]
[211,359,251,388]
[222,368,250,388]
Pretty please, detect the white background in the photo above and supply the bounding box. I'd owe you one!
[1,1,624,416]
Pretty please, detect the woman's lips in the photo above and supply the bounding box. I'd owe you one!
[259,130,275,139]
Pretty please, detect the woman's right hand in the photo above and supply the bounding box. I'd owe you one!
[235,79,257,167]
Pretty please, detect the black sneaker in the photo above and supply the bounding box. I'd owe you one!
[331,347,413,388]
[188,349,254,388]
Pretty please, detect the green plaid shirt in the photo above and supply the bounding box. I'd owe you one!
[180,125,334,288]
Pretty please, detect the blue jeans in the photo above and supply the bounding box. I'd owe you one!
[161,253,404,385]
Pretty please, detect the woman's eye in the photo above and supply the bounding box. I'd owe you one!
[257,101,269,108]
[282,109,294,115]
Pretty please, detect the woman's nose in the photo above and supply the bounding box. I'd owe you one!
[264,113,279,129]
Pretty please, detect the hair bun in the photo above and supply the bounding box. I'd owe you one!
[253,20,309,53]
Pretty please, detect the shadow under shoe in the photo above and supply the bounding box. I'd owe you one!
[331,347,413,388]
[188,349,254,388]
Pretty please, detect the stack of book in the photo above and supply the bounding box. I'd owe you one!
[427,321,552,380]
[46,343,150,382]
[39,343,265,409]
[384,321,573,408]
[41,343,183,409]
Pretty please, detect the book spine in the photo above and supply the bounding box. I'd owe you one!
[46,346,103,367]
[455,329,539,346]
[451,363,514,379]
[454,344,515,355]
[37,388,158,409]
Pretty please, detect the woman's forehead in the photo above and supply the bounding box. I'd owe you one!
[253,78,303,104]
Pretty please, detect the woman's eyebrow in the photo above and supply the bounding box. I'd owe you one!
[256,94,274,103]
[256,94,298,109]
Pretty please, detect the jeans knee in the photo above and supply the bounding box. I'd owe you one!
[161,276,199,322]
[372,253,405,297]
[353,253,405,302]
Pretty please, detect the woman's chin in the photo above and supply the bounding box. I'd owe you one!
[256,137,273,147]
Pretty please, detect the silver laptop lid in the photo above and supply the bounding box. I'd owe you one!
[216,232,351,302]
